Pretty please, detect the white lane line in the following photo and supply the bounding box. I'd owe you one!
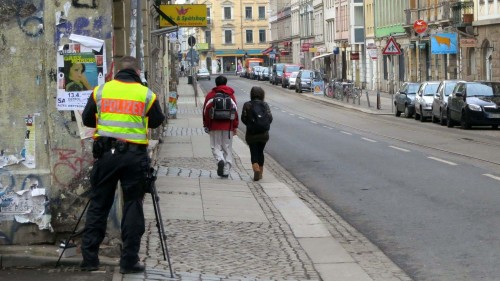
[427,157,457,166]
[289,113,295,116]
[362,137,377,143]
[323,126,333,129]
[483,174,500,181]
[389,146,410,152]
[341,131,352,135]
[281,110,286,113]
[299,117,305,120]
[310,121,318,124]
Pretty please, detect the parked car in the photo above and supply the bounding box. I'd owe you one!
[431,80,463,125]
[271,63,286,85]
[250,66,262,80]
[394,82,421,118]
[295,69,323,93]
[196,68,211,81]
[288,71,299,89]
[414,81,440,122]
[282,64,302,88]
[259,67,270,81]
[447,81,500,129]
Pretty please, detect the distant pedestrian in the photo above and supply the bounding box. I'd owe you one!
[180,64,185,77]
[203,75,239,177]
[241,86,273,181]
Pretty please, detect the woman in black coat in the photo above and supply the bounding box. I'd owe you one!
[241,86,273,181]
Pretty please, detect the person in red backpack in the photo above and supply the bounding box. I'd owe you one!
[203,75,239,177]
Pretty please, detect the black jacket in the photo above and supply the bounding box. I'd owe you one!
[82,69,165,129]
[241,99,272,144]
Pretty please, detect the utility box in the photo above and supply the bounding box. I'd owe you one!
[188,75,193,84]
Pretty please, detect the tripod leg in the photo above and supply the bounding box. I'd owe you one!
[151,186,174,278]
[55,199,91,268]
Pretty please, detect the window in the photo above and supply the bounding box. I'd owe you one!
[224,7,231,20]
[258,6,265,19]
[207,8,211,24]
[246,30,253,43]
[224,30,232,44]
[259,29,266,43]
[205,30,211,46]
[245,7,252,20]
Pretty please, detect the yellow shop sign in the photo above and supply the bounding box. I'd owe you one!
[160,5,207,27]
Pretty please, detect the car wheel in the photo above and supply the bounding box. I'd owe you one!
[460,111,471,130]
[394,104,401,117]
[404,106,412,118]
[431,108,438,123]
[414,109,420,120]
[420,107,426,122]
[439,110,446,126]
[446,110,454,128]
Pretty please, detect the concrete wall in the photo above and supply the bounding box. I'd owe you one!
[0,0,115,245]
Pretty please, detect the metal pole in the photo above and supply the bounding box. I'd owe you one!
[136,0,142,63]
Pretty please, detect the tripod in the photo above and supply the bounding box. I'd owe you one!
[55,199,90,268]
[148,166,174,278]
[55,167,174,278]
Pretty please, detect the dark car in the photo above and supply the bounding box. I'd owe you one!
[271,63,286,85]
[447,81,500,129]
[394,82,421,118]
[250,66,262,80]
[259,67,270,81]
[431,80,463,125]
[281,64,302,88]
[295,69,323,93]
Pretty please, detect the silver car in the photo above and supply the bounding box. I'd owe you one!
[415,81,440,122]
[196,68,211,81]
[431,80,463,125]
[288,71,299,89]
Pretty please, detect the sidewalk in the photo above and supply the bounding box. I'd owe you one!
[0,77,410,281]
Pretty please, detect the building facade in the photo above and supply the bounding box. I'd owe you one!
[0,0,167,245]
[193,0,270,74]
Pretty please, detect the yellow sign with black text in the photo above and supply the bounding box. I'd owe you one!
[159,5,207,27]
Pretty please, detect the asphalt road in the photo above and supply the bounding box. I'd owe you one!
[199,76,500,281]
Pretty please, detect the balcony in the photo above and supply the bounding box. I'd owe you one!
[404,2,452,26]
[451,1,474,27]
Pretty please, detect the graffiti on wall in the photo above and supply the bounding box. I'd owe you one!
[52,147,92,187]
[55,16,112,47]
[0,0,44,37]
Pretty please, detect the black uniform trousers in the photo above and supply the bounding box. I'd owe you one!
[248,142,267,166]
[81,147,149,268]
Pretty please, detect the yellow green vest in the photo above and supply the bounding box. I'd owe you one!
[93,80,155,144]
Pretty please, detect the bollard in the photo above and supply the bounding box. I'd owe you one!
[366,91,371,108]
[377,91,381,110]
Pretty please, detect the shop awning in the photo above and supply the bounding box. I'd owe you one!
[262,46,274,55]
[214,49,266,57]
[311,53,332,61]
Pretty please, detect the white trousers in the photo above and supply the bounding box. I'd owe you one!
[209,130,234,174]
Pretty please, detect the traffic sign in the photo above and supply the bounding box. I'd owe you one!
[382,37,402,55]
[413,20,428,34]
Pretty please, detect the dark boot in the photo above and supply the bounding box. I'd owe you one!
[252,163,260,181]
[120,262,145,274]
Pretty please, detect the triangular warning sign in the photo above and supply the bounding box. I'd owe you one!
[382,37,402,55]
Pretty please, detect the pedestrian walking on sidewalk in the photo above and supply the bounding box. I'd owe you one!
[241,86,273,181]
[203,75,239,177]
[80,56,165,274]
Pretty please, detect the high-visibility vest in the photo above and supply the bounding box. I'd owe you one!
[93,80,156,145]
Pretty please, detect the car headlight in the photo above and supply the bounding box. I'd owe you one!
[468,104,482,111]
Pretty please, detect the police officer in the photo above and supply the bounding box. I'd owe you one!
[80,56,165,274]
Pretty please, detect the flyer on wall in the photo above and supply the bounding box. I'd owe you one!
[56,36,106,111]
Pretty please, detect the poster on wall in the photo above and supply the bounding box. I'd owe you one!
[21,114,37,169]
[431,33,458,55]
[56,35,106,111]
